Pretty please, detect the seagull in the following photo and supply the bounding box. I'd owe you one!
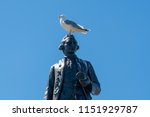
[59,15,90,35]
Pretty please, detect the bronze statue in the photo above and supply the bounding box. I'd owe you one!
[44,34,101,100]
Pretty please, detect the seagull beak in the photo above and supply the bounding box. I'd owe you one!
[58,15,65,19]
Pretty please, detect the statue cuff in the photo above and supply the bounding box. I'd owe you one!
[91,83,101,95]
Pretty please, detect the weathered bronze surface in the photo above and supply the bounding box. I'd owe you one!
[44,35,101,100]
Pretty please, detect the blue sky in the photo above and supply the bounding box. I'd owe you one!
[0,0,150,100]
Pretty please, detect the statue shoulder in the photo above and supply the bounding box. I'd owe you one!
[51,58,65,70]
[78,58,91,66]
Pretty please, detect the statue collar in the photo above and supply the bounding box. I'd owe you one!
[64,55,77,60]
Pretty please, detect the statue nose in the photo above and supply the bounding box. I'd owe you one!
[68,42,75,47]
[71,42,76,46]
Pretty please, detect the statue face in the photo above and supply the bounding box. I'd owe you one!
[63,37,78,57]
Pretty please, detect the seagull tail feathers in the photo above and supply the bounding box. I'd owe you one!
[81,28,91,34]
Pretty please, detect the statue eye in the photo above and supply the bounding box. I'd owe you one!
[74,42,77,45]
[66,41,72,45]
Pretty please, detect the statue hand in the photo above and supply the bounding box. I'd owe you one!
[76,72,91,87]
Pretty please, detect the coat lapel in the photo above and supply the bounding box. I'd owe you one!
[53,58,65,100]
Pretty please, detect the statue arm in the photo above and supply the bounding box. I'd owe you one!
[44,66,55,100]
[87,62,101,95]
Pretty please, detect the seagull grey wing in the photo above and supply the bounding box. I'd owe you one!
[64,20,83,30]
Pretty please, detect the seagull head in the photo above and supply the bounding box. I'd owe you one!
[58,15,66,20]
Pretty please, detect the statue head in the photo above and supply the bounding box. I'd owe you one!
[59,34,79,57]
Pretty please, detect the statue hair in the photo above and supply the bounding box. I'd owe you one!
[59,34,79,51]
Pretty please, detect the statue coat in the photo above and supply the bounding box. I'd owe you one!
[44,57,101,100]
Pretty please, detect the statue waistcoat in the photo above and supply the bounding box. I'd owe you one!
[52,57,90,100]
